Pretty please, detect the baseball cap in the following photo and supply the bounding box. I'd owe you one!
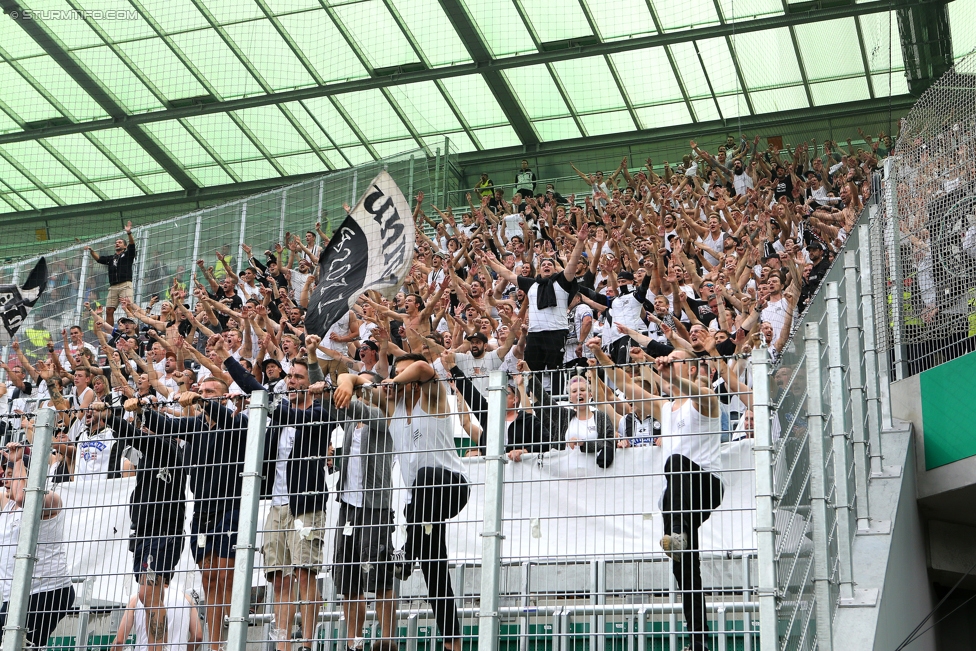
[617,271,635,282]
[466,332,489,344]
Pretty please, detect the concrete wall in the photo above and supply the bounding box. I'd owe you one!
[873,439,937,651]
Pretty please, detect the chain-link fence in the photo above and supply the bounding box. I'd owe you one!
[872,51,976,379]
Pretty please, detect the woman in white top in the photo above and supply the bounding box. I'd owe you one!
[334,354,469,650]
[588,343,722,651]
[0,442,75,648]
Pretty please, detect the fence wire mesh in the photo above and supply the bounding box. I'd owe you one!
[873,51,976,377]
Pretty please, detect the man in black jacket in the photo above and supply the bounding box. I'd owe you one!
[128,376,247,650]
[218,339,341,651]
[84,220,136,326]
[97,401,187,648]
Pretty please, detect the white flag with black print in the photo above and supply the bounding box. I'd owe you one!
[0,257,47,347]
[305,171,415,338]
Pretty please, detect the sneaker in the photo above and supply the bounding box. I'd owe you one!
[660,532,689,559]
[390,548,411,580]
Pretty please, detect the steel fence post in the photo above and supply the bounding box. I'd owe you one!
[1,408,56,651]
[825,283,856,601]
[842,252,872,529]
[225,390,269,651]
[750,348,779,651]
[803,323,833,651]
[857,224,886,474]
[479,370,509,651]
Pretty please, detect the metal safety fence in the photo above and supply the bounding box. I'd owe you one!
[0,354,760,651]
[751,214,891,651]
[871,51,976,379]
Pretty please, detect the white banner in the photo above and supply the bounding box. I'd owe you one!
[53,442,757,604]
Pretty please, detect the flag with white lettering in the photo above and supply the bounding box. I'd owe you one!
[305,171,415,338]
[0,257,47,346]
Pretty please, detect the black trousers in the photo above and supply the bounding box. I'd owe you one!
[524,330,567,395]
[0,585,75,648]
[404,467,470,641]
[662,455,724,651]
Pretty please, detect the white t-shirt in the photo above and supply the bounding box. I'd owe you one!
[565,414,599,445]
[75,427,117,479]
[761,297,793,342]
[525,279,573,333]
[341,424,366,508]
[453,349,505,396]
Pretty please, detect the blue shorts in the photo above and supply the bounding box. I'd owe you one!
[190,510,239,564]
[131,534,183,583]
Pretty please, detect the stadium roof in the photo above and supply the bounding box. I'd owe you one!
[0,0,973,216]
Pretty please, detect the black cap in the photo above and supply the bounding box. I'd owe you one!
[261,358,283,372]
[118,317,135,325]
[617,271,635,282]
[466,332,489,344]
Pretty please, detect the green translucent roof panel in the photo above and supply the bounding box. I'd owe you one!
[280,101,339,151]
[94,177,146,200]
[1,140,73,188]
[0,111,22,134]
[503,65,571,121]
[948,0,976,61]
[668,42,714,99]
[439,75,509,129]
[427,131,477,154]
[637,102,692,129]
[168,28,265,100]
[144,119,220,167]
[300,97,364,148]
[275,11,369,84]
[75,0,157,41]
[43,133,129,181]
[376,137,428,159]
[187,164,234,186]
[196,0,264,25]
[26,0,102,49]
[871,72,909,96]
[72,46,164,112]
[716,0,782,22]
[653,0,720,32]
[13,55,109,120]
[472,125,522,150]
[331,2,421,70]
[0,15,46,60]
[733,29,804,89]
[136,171,183,194]
[183,112,267,162]
[116,38,210,102]
[18,189,61,209]
[263,0,322,15]
[795,19,864,81]
[229,159,280,182]
[55,183,101,204]
[89,129,167,175]
[858,13,905,73]
[521,0,593,44]
[532,117,581,141]
[222,19,317,91]
[0,62,63,123]
[335,90,413,143]
[0,155,35,192]
[461,0,536,58]
[340,145,374,166]
[750,85,808,114]
[691,98,720,121]
[580,110,637,137]
[551,57,627,114]
[275,151,331,176]
[612,48,685,105]
[136,0,211,33]
[695,38,744,95]
[389,0,472,67]
[233,105,312,156]
[714,93,750,120]
[810,77,870,106]
[585,0,656,41]
[386,82,466,137]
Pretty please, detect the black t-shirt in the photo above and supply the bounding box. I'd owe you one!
[772,174,794,201]
[682,296,718,327]
[96,242,136,285]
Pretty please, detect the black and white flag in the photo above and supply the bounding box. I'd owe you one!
[0,257,47,346]
[305,171,415,338]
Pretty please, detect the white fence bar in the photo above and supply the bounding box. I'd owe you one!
[751,348,778,651]
[0,408,56,651]
[857,223,886,474]
[225,391,270,651]
[825,283,856,602]
[478,370,508,651]
[803,322,833,651]
[843,252,872,529]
